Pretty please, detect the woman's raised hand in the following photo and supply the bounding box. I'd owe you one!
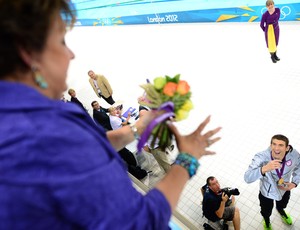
[168,115,221,159]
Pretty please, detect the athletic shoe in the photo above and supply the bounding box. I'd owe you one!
[280,213,293,225]
[263,220,272,230]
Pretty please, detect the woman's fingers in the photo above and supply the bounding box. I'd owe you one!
[194,115,211,134]
[166,120,179,142]
[204,127,222,147]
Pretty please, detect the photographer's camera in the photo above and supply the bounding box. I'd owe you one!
[220,187,240,198]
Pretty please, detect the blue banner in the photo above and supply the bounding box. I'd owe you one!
[69,0,300,26]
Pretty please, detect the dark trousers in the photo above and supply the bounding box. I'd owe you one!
[118,148,137,166]
[98,93,115,105]
[259,191,290,224]
[118,148,147,180]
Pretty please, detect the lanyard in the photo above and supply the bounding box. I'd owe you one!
[271,152,286,180]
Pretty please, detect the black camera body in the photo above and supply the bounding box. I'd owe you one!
[220,187,240,198]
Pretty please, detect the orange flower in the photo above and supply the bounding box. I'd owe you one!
[176,80,190,95]
[163,82,177,97]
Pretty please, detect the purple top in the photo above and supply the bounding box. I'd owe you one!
[0,82,171,229]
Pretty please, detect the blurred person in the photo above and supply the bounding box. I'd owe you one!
[260,0,281,63]
[0,0,221,229]
[91,100,112,131]
[88,70,115,105]
[68,88,86,111]
[107,105,147,180]
[108,106,131,130]
[244,134,300,230]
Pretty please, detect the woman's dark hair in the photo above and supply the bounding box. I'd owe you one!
[0,0,76,79]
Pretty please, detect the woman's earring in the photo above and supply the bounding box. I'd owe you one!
[32,67,48,89]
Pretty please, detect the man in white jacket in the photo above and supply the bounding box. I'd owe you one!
[244,134,300,230]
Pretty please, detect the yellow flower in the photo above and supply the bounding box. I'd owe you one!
[175,109,189,121]
[153,77,166,90]
[181,99,193,112]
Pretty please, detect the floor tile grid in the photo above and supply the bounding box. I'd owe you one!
[177,66,300,229]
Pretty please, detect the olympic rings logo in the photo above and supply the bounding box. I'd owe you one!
[261,6,291,20]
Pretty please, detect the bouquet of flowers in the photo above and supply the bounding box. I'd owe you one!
[137,74,193,152]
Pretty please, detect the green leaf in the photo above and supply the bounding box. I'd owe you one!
[173,74,181,83]
[165,75,172,82]
[158,123,168,151]
[150,124,161,149]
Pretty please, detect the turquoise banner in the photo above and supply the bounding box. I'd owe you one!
[69,0,300,26]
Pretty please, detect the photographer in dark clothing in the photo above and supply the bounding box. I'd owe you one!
[202,176,240,230]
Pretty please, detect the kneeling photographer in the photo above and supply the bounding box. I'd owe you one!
[202,176,241,230]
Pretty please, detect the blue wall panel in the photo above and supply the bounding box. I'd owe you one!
[69,0,300,26]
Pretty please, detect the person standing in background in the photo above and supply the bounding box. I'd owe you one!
[260,0,281,63]
[88,70,115,105]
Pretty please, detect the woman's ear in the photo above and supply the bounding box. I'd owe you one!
[19,48,33,67]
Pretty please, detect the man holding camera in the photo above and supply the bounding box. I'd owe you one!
[202,176,241,230]
[244,134,300,230]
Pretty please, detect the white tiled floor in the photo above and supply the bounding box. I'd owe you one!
[66,21,300,229]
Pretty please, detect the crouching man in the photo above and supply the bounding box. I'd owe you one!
[202,176,240,230]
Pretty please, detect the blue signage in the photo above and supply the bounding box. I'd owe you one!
[69,0,300,26]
